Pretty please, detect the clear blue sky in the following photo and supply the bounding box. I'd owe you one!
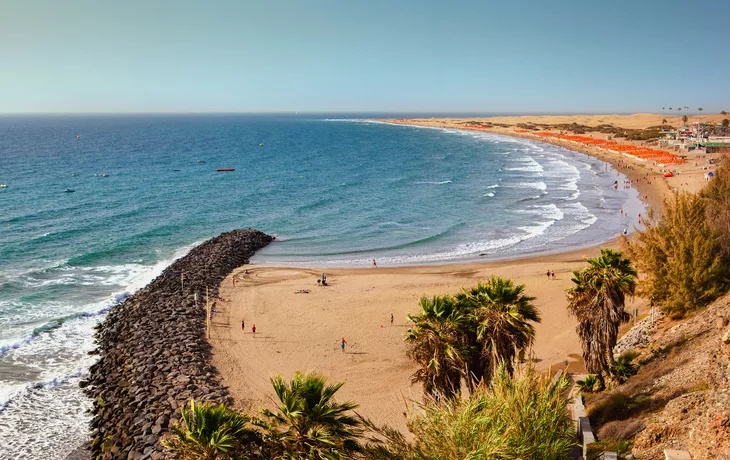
[1,0,728,113]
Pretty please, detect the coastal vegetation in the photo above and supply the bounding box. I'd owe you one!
[365,366,575,460]
[164,367,576,460]
[566,249,637,388]
[255,372,364,459]
[622,159,730,317]
[164,400,254,459]
[405,276,540,398]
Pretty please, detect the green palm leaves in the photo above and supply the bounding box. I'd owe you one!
[257,371,364,459]
[405,296,470,399]
[164,373,362,460]
[405,276,541,399]
[566,249,637,387]
[164,400,253,460]
[457,278,540,383]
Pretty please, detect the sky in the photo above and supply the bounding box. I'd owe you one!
[1,0,729,114]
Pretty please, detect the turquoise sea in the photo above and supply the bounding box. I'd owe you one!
[0,115,642,458]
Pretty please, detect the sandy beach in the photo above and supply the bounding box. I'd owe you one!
[209,113,720,432]
[210,244,650,431]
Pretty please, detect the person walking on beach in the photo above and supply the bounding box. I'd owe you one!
[390,312,394,325]
[241,319,245,332]
[372,259,377,268]
[252,324,256,336]
[546,270,550,279]
[551,270,555,280]
[341,337,348,352]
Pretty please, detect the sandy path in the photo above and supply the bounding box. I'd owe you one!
[210,244,648,431]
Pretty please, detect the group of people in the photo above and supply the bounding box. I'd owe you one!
[241,319,256,335]
[546,270,556,280]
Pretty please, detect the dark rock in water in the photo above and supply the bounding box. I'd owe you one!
[81,229,274,459]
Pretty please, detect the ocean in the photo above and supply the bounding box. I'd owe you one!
[0,114,642,458]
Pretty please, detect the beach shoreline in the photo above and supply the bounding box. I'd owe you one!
[209,114,718,433]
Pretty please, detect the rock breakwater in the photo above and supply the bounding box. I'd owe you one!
[81,229,274,459]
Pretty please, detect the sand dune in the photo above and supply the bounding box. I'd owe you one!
[399,113,728,130]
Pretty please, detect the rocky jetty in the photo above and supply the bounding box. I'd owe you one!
[81,229,274,459]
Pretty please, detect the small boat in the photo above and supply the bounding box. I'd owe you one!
[216,168,236,172]
[64,189,75,193]
[0,184,7,188]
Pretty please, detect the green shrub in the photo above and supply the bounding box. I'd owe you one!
[365,366,576,459]
[611,357,638,384]
[577,375,602,393]
[622,192,729,317]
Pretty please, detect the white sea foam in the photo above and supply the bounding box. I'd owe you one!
[518,220,555,239]
[513,181,547,191]
[515,204,565,221]
[484,192,495,197]
[0,242,200,459]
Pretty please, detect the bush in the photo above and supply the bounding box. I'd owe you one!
[611,357,638,384]
[701,155,730,258]
[621,192,730,317]
[587,391,655,427]
[587,439,633,458]
[577,375,602,393]
[598,418,645,441]
[618,349,640,362]
[366,366,576,459]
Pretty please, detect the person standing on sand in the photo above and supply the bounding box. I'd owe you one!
[390,312,394,325]
[241,319,245,332]
[252,324,256,336]
[551,270,555,280]
[341,337,348,352]
[372,259,377,268]
[546,270,550,279]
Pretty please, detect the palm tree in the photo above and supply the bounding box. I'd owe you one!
[566,249,637,388]
[405,296,470,399]
[576,375,602,393]
[257,371,363,459]
[455,276,541,386]
[164,399,255,460]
